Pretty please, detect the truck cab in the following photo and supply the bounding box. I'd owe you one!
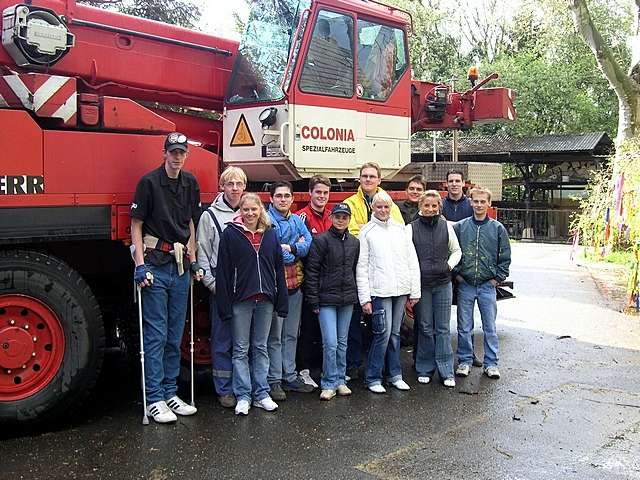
[223,0,412,181]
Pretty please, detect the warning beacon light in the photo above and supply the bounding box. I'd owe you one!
[468,66,479,87]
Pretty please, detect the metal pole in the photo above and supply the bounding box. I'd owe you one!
[189,279,195,407]
[432,131,437,163]
[451,77,459,162]
[137,284,149,425]
[452,130,459,162]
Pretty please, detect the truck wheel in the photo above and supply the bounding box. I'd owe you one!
[0,250,104,424]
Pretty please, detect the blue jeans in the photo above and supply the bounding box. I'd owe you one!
[346,304,363,369]
[231,299,273,402]
[415,283,454,379]
[318,304,354,390]
[457,281,498,367]
[209,293,233,396]
[268,289,303,384]
[141,262,190,403]
[365,296,407,387]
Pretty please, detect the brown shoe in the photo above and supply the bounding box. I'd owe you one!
[218,394,236,408]
[336,384,352,396]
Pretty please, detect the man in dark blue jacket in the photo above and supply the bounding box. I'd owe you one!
[453,187,511,380]
[442,169,482,367]
[442,170,474,222]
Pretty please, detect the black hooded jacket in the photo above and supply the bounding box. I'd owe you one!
[304,226,360,309]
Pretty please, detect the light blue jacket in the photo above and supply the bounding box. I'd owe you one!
[268,205,312,265]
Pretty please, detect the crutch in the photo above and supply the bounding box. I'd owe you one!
[137,281,149,425]
[189,278,196,407]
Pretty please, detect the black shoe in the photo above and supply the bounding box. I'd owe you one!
[269,383,287,401]
[472,355,483,367]
[282,377,315,393]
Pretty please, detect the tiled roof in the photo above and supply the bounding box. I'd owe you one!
[412,132,613,155]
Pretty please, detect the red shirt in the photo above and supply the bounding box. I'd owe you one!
[295,204,332,237]
[240,228,267,301]
[241,229,263,252]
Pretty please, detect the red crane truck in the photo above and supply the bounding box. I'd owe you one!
[0,0,515,423]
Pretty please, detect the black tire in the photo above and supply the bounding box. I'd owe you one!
[0,250,104,424]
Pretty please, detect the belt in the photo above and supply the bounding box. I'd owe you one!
[150,238,173,253]
[143,235,186,275]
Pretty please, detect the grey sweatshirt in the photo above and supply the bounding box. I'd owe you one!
[196,193,238,292]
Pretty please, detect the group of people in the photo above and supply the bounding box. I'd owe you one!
[131,132,511,423]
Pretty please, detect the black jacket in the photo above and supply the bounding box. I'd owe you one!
[305,226,360,309]
[216,223,288,321]
[396,199,418,224]
[411,215,451,287]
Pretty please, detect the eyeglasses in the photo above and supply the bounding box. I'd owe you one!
[273,193,292,200]
[224,181,245,188]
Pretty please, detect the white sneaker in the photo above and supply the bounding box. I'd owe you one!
[368,384,387,394]
[319,389,336,401]
[235,399,250,416]
[253,396,278,411]
[299,369,319,388]
[484,366,501,379]
[147,401,177,424]
[417,376,431,384]
[456,364,471,377]
[443,378,456,388]
[392,379,411,391]
[166,396,197,416]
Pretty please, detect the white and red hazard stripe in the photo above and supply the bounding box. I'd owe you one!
[0,73,77,126]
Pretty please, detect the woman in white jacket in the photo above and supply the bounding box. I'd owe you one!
[357,191,421,393]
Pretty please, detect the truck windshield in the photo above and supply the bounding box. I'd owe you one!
[226,0,310,105]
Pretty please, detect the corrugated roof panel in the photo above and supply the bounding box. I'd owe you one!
[412,132,612,155]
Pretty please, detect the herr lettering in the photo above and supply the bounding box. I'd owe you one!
[0,175,45,194]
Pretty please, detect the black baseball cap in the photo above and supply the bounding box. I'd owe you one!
[331,203,351,216]
[164,132,188,152]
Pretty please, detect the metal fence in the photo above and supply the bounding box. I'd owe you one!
[497,208,577,241]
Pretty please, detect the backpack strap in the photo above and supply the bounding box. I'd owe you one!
[206,208,223,237]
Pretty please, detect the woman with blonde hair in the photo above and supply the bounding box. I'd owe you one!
[356,191,421,393]
[216,193,288,415]
[408,190,461,387]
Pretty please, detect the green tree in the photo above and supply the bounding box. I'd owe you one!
[79,0,201,28]
[388,0,471,83]
[475,0,626,137]
[568,0,638,146]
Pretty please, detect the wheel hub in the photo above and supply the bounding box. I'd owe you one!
[0,295,65,401]
[0,327,35,369]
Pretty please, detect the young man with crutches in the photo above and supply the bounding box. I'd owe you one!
[130,132,203,424]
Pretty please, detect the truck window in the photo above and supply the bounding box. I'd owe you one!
[298,10,354,98]
[357,20,407,101]
[226,0,309,105]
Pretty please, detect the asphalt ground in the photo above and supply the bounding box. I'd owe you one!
[1,243,639,480]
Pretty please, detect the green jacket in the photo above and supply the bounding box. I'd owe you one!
[453,216,511,286]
